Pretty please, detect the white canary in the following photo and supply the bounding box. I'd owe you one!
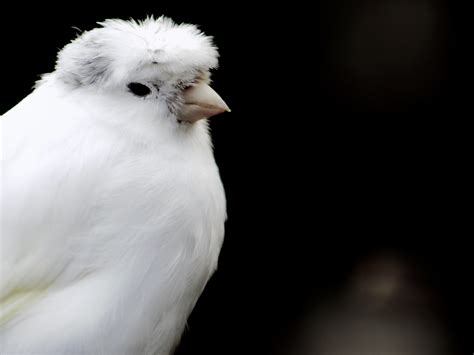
[0,17,229,355]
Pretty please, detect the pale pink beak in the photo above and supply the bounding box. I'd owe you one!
[179,82,230,123]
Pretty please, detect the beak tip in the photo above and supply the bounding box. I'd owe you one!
[181,83,230,121]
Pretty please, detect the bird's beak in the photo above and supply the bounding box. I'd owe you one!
[179,82,230,123]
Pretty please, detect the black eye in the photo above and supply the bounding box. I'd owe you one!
[127,82,151,97]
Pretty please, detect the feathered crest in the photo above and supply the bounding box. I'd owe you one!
[49,16,219,88]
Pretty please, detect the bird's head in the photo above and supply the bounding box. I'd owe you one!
[52,16,229,124]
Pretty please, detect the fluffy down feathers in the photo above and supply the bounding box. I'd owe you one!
[0,16,227,355]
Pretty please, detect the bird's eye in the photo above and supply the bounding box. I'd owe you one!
[127,82,151,97]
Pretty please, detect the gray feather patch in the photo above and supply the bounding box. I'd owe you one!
[55,31,112,87]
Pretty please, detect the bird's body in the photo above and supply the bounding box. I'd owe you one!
[0,17,228,354]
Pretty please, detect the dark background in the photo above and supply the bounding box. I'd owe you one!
[1,1,471,354]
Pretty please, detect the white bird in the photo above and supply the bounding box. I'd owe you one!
[0,17,229,355]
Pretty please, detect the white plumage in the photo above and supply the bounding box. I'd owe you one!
[0,17,228,355]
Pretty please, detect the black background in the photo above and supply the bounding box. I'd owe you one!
[1,1,471,354]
